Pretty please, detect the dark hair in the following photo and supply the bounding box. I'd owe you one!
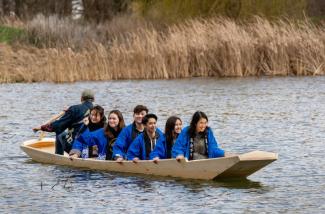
[133,105,149,114]
[188,111,208,138]
[165,116,182,147]
[87,105,106,131]
[142,113,158,125]
[104,110,125,138]
[90,105,105,119]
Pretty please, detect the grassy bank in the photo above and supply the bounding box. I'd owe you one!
[0,25,24,43]
[0,15,324,83]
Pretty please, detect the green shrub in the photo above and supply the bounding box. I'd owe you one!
[0,25,24,43]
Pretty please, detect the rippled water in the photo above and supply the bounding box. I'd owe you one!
[0,77,325,213]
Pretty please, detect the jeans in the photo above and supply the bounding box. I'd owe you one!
[55,132,72,155]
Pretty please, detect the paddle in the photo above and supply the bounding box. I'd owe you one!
[32,111,66,140]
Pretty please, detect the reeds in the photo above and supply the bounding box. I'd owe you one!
[0,15,324,83]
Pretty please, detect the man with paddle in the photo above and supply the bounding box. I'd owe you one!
[33,90,95,155]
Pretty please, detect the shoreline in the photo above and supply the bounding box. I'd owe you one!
[1,16,324,83]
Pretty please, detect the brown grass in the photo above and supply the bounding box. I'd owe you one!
[0,15,324,83]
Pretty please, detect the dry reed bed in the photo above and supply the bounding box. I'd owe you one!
[0,16,324,83]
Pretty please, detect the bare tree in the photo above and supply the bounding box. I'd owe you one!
[71,0,84,20]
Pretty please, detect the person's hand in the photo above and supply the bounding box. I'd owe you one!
[132,157,139,163]
[115,157,124,163]
[153,157,159,164]
[69,153,79,160]
[176,155,185,162]
[32,126,41,132]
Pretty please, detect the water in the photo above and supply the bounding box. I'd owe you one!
[0,77,325,213]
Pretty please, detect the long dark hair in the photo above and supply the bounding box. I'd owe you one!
[188,111,208,138]
[104,110,125,138]
[165,116,182,145]
[165,116,182,158]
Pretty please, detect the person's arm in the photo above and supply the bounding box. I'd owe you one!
[207,128,225,158]
[126,136,142,161]
[172,128,188,159]
[50,107,75,134]
[69,128,91,157]
[150,134,166,160]
[112,126,129,160]
[32,111,66,132]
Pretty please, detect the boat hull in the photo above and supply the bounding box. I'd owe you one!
[20,138,278,180]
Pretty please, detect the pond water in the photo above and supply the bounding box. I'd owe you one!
[0,77,324,213]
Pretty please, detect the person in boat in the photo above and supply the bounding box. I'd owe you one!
[112,105,148,162]
[69,105,106,158]
[69,110,125,160]
[164,116,183,159]
[32,89,94,155]
[172,111,225,161]
[127,113,166,162]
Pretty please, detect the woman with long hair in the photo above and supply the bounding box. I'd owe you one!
[69,105,106,158]
[70,109,125,160]
[172,111,225,161]
[164,116,182,158]
[102,110,125,160]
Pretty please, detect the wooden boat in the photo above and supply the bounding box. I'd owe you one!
[20,138,278,180]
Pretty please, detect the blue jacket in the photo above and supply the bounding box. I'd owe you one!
[51,101,93,139]
[112,123,142,159]
[71,128,93,157]
[127,129,166,160]
[172,126,224,159]
[71,128,117,159]
[87,128,109,158]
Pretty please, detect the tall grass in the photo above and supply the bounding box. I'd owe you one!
[0,15,324,83]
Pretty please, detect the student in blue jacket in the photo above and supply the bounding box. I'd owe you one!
[69,105,106,158]
[112,105,148,162]
[69,110,125,160]
[127,114,166,163]
[164,116,182,158]
[172,111,225,161]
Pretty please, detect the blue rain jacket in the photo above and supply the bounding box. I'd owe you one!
[172,126,224,159]
[71,128,107,158]
[127,129,166,160]
[113,123,142,159]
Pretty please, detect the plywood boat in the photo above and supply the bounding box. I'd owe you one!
[20,138,278,180]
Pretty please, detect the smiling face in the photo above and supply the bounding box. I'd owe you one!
[145,118,157,134]
[108,113,120,129]
[195,118,208,133]
[174,119,183,134]
[90,109,101,124]
[133,110,147,125]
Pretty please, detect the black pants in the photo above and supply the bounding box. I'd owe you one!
[55,132,72,155]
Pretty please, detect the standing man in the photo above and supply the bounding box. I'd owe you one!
[33,89,94,155]
[127,113,166,162]
[112,105,148,161]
